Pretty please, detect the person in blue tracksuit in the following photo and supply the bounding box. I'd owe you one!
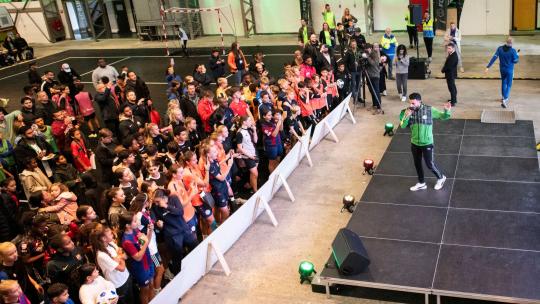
[152,189,198,275]
[485,37,519,108]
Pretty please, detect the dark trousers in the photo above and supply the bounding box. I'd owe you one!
[446,77,457,104]
[406,26,418,47]
[367,76,381,109]
[424,37,434,58]
[116,275,134,304]
[411,144,443,183]
[350,72,361,99]
[167,235,198,275]
[379,66,387,92]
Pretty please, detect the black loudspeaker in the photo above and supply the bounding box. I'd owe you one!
[409,4,423,25]
[409,57,430,79]
[332,228,370,276]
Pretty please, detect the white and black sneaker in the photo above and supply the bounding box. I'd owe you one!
[410,183,427,191]
[434,176,447,190]
[501,99,508,108]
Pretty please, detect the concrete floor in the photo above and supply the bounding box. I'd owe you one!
[180,77,540,304]
[176,34,540,304]
[5,33,539,304]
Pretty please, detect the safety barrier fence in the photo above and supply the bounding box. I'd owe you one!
[151,94,355,303]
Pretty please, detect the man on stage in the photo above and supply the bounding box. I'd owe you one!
[399,93,451,191]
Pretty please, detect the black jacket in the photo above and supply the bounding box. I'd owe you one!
[35,100,57,125]
[209,56,226,80]
[318,51,337,73]
[344,47,362,73]
[0,193,20,242]
[53,163,80,189]
[95,88,119,121]
[319,30,336,47]
[180,95,200,121]
[126,78,151,100]
[302,41,320,63]
[442,51,458,79]
[121,101,149,123]
[13,37,29,50]
[352,34,367,48]
[335,69,351,95]
[13,136,52,168]
[95,141,117,181]
[57,69,81,85]
[193,72,213,87]
[118,116,143,140]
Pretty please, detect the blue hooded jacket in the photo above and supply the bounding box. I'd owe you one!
[487,45,519,72]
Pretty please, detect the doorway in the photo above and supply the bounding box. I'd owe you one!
[513,0,536,30]
[64,0,92,40]
[112,0,131,33]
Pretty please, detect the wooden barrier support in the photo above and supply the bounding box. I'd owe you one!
[295,133,313,167]
[252,196,278,227]
[323,120,339,143]
[206,241,231,276]
[340,98,357,124]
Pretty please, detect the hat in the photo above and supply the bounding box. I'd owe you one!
[61,63,71,73]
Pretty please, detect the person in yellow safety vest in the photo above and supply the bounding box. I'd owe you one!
[322,4,336,32]
[380,28,398,79]
[422,11,435,62]
[297,19,315,48]
[405,5,418,49]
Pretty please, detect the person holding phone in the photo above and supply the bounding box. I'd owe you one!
[399,93,451,192]
[208,146,234,223]
[261,109,285,173]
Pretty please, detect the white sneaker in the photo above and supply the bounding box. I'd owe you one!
[410,183,427,191]
[501,99,508,108]
[399,94,402,100]
[434,176,447,190]
[382,90,387,96]
[401,96,407,102]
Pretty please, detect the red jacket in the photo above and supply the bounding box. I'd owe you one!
[51,121,68,151]
[197,97,215,133]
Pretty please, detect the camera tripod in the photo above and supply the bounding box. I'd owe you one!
[351,64,384,114]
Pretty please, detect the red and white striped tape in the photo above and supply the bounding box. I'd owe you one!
[159,0,170,56]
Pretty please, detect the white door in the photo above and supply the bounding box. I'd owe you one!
[460,0,487,35]
[486,0,511,35]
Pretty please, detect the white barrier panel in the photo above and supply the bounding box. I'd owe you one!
[150,194,260,304]
[269,142,301,193]
[339,95,356,124]
[151,96,354,303]
[308,117,326,151]
[326,97,348,129]
[150,234,209,303]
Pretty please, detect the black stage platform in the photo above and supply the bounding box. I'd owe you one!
[318,119,540,304]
